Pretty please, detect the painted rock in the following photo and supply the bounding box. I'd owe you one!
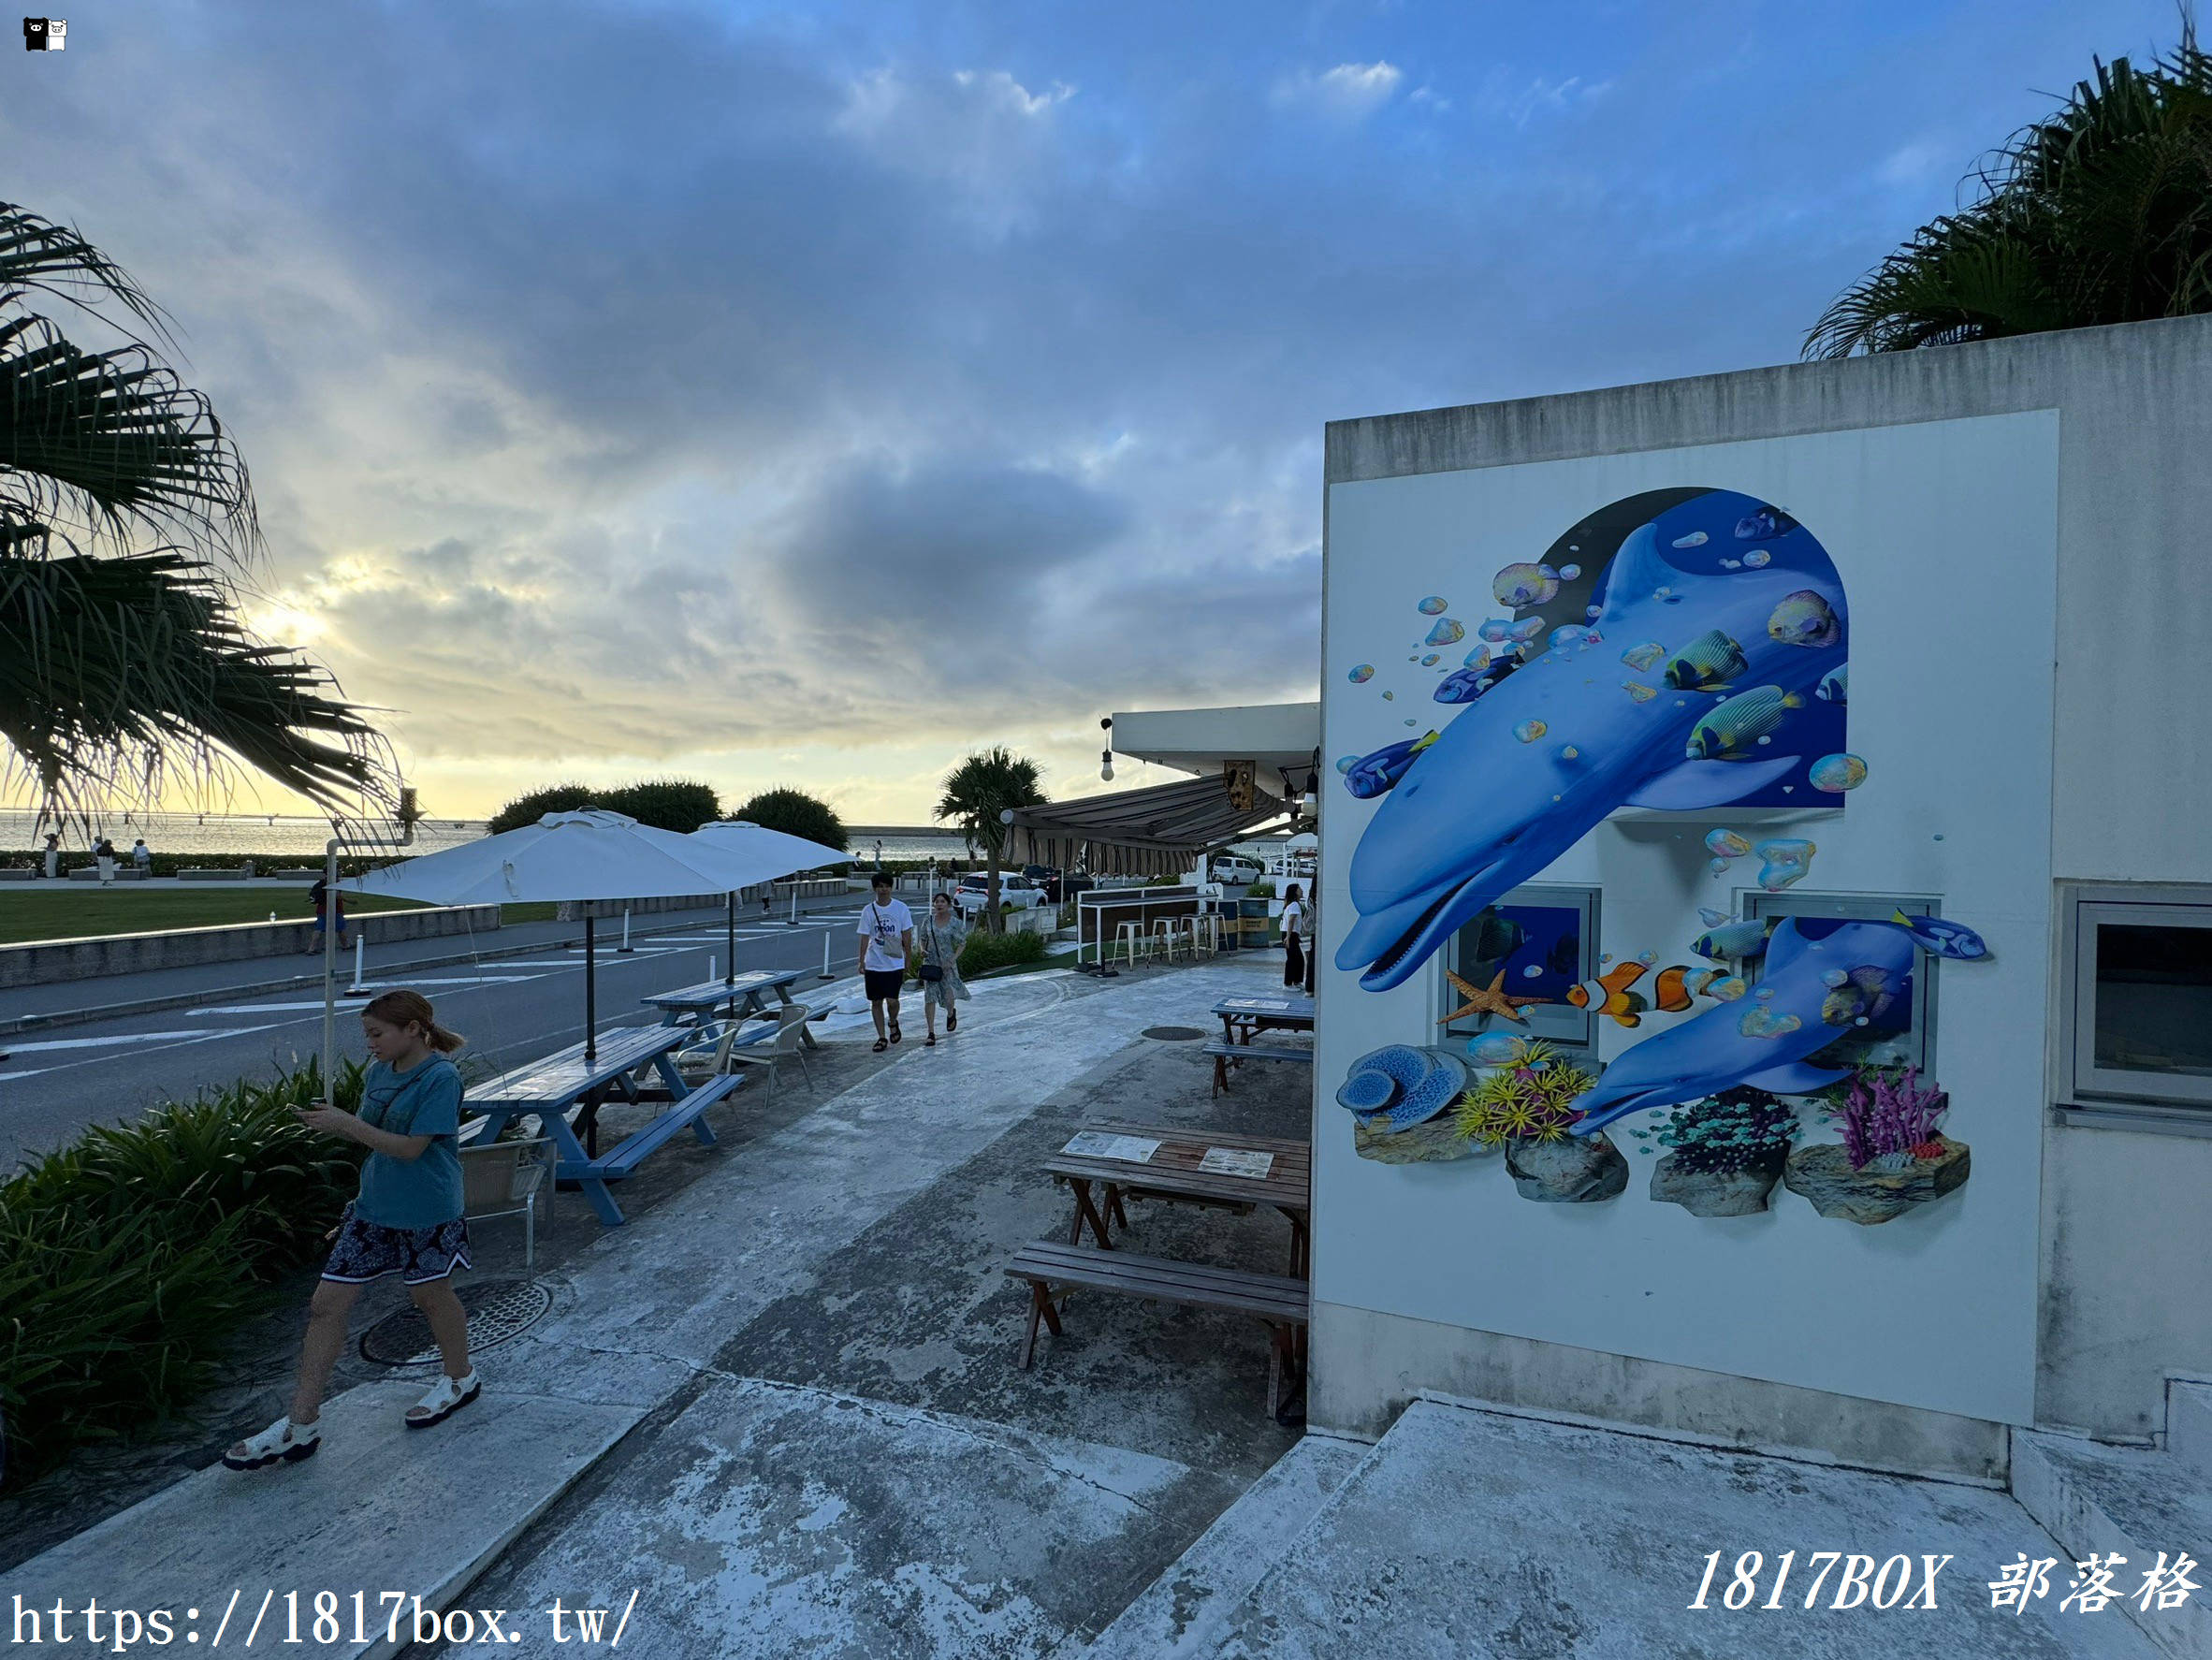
[1505,1133,1628,1201]
[1782,1136,1971,1224]
[1353,1115,1486,1164]
[1649,1153,1783,1216]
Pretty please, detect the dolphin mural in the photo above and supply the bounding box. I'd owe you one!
[1562,915,1986,1134]
[1336,490,1847,990]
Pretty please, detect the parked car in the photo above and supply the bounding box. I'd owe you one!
[1022,865,1092,903]
[954,871,1049,916]
[1208,853,1265,887]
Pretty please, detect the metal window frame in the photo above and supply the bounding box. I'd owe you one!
[1741,888,1941,1076]
[2059,883,2212,1116]
[1439,883,1600,1052]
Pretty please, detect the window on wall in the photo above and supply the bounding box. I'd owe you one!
[2065,889,2212,1119]
[1741,891,1940,1075]
[1444,884,1599,1050]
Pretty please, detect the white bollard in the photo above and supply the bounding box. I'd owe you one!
[820,929,833,980]
[708,954,717,982]
[618,909,633,954]
[344,934,372,997]
[790,887,799,926]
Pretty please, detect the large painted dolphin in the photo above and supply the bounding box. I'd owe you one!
[1563,915,1986,1133]
[1337,491,1846,990]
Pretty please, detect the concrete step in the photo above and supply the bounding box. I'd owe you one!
[2166,1380,2212,1487]
[1201,1399,2157,1658]
[1074,1432,1370,1658]
[2013,1428,2212,1660]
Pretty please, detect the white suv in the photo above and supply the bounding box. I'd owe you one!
[1209,854,1265,887]
[954,872,1048,917]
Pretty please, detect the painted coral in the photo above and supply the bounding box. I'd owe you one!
[1825,1064,1948,1171]
[1454,1038,1597,1145]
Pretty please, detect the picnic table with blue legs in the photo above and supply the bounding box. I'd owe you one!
[642,967,822,1048]
[1208,994,1317,1095]
[462,1025,745,1226]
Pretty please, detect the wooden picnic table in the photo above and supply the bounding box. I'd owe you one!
[1210,993,1316,1045]
[1042,1120,1312,1277]
[642,967,822,1049]
[462,1024,743,1226]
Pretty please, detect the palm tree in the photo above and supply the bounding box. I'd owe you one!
[1,200,387,829]
[1805,32,2212,358]
[935,747,1045,934]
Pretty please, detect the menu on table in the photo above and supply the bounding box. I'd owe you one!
[1061,1131,1161,1164]
[1199,1147,1275,1179]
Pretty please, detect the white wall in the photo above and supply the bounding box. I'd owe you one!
[1317,413,2059,1426]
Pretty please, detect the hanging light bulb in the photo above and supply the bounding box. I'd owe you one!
[1099,747,1115,782]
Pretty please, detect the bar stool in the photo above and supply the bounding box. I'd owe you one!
[1151,917,1183,961]
[1190,913,1221,956]
[1114,921,1150,968]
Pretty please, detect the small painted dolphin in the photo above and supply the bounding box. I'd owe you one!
[1563,915,1986,1134]
[1337,491,1846,990]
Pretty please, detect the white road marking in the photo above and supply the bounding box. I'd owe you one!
[3,1027,247,1051]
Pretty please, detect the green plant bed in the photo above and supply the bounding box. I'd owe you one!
[0,1059,366,1483]
[958,929,1046,977]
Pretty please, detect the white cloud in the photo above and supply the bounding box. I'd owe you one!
[1486,72,1612,129]
[1272,61,1404,123]
[834,66,1078,231]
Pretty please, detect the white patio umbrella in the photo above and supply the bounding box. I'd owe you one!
[346,808,758,1070]
[686,819,855,985]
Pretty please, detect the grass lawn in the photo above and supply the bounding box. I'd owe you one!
[0,890,558,947]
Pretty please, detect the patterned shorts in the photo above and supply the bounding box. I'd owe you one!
[321,1204,472,1286]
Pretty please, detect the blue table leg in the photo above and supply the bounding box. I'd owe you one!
[543,1099,625,1226]
[652,1051,720,1146]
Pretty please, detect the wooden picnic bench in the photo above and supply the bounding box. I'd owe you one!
[1004,1240,1309,1418]
[1202,1036,1312,1096]
[460,1024,744,1226]
[1043,1121,1311,1275]
[642,968,825,1049]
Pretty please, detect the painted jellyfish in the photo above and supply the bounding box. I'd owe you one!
[1425,618,1467,647]
[1463,646,1492,670]
[1623,681,1657,703]
[1492,562,1561,607]
[1509,616,1547,642]
[1549,624,1587,652]
[1705,975,1748,1001]
[1809,752,1869,793]
[1754,837,1816,892]
[1739,1007,1802,1040]
[1513,719,1548,744]
[1621,642,1666,671]
[1478,618,1516,643]
[1347,663,1374,684]
[1671,531,1709,548]
[1704,828,1753,859]
[1559,564,1581,580]
[1419,596,1449,615]
[1742,548,1771,568]
[1420,654,1440,666]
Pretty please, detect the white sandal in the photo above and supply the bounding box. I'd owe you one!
[223,1415,321,1470]
[406,1370,481,1429]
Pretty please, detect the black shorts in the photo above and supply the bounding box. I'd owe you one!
[865,968,906,1002]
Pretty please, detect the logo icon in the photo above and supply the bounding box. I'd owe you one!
[22,17,64,50]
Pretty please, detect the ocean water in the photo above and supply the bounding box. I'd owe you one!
[1,810,489,856]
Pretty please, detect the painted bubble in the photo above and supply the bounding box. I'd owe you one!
[1404,719,1418,726]
[1623,680,1657,703]
[1522,964,1543,979]
[1549,625,1587,652]
[1809,752,1869,794]
[1706,975,1748,1002]
[1742,548,1771,569]
[1754,837,1816,892]
[1347,663,1374,684]
[1513,719,1548,744]
[1420,653,1440,666]
[1381,691,1394,701]
[1698,908,1728,928]
[1620,641,1666,672]
[1754,986,1775,1000]
[1708,857,1732,876]
[1470,1034,1522,1066]
[1704,828,1752,859]
[1463,646,1492,671]
[1418,595,1448,615]
[1586,604,1604,620]
[1558,563,1581,580]
[1671,531,1709,548]
[1559,745,1579,760]
[1655,587,1683,604]
[1719,558,1741,570]
[1739,1007,1803,1040]
[1424,618,1467,647]
[1492,562,1561,608]
[1335,755,1359,774]
[1478,618,1515,643]
[1509,616,1547,642]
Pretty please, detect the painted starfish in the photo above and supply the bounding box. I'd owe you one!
[1439,968,1543,1026]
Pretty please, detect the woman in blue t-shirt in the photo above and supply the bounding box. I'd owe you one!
[225,990,479,1471]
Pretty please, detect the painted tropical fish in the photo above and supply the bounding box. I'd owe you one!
[1565,960,1651,1027]
[1684,686,1805,762]
[1766,590,1841,648]
[1337,490,1847,989]
[1815,663,1849,705]
[1564,915,1987,1133]
[1663,629,1748,692]
[1650,964,1700,1012]
[1690,919,1772,962]
[1820,966,1898,1027]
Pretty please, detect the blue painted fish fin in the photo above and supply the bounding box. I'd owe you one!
[1601,522,1674,607]
[1759,916,1812,975]
[1620,755,1799,810]
[1739,1059,1853,1096]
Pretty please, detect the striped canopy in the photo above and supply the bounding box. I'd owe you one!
[1010,776,1291,876]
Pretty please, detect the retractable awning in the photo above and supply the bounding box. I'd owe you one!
[1010,776,1291,876]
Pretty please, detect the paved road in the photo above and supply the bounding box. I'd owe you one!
[0,894,892,1173]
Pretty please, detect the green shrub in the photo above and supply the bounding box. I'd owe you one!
[727,788,847,852]
[488,782,597,835]
[959,929,1046,977]
[1244,879,1276,897]
[604,779,720,833]
[0,1057,368,1486]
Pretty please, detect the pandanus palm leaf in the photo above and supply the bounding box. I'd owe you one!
[0,198,387,817]
[1807,39,2212,357]
[935,747,1047,933]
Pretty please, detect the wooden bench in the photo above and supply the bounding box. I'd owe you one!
[1005,1240,1309,1417]
[595,1071,744,1178]
[1202,1037,1313,1097]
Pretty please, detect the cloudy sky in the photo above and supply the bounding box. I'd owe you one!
[4,0,2176,822]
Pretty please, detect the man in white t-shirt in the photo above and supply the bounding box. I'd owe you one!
[856,872,914,1052]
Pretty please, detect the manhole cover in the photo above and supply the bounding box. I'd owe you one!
[359,1277,552,1366]
[1142,1026,1208,1041]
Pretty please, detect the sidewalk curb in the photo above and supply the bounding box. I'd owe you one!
[0,908,856,1037]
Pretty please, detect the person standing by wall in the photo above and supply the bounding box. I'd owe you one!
[41,831,58,881]
[224,990,477,1470]
[857,871,913,1053]
[310,873,350,953]
[93,835,117,886]
[916,891,969,1046]
[1281,881,1308,991]
[131,837,152,876]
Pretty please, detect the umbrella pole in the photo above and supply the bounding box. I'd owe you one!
[726,892,736,986]
[322,837,339,1101]
[585,913,598,1064]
